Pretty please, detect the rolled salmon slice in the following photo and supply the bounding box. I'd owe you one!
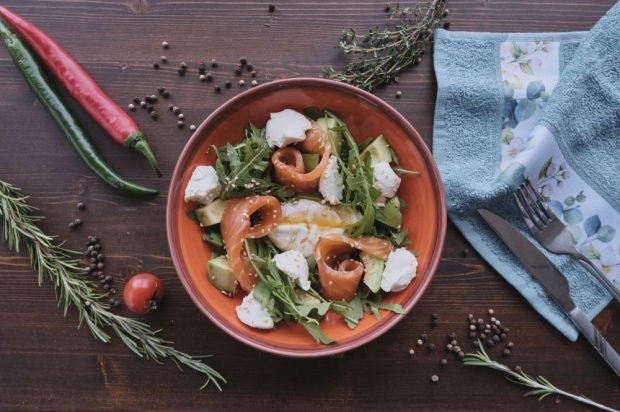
[272,146,331,194]
[314,234,393,301]
[220,195,282,292]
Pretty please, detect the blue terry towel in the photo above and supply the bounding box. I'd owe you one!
[432,3,620,340]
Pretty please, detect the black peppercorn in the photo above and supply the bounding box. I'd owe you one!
[93,243,101,251]
[440,359,447,367]
[246,64,253,72]
[178,68,185,76]
[151,111,159,119]
[214,85,221,93]
[133,97,140,104]
[447,332,457,341]
[152,63,160,69]
[502,348,511,357]
[162,90,170,98]
[76,202,85,211]
[172,106,181,115]
[235,68,242,76]
[427,343,436,353]
[268,4,275,12]
[177,120,185,128]
[198,62,207,74]
[225,80,232,89]
[157,87,165,94]
[210,58,218,68]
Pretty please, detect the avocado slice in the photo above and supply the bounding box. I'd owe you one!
[195,199,228,227]
[295,289,321,305]
[207,255,237,296]
[361,252,385,293]
[316,117,342,155]
[376,197,402,229]
[361,135,392,165]
[302,153,320,172]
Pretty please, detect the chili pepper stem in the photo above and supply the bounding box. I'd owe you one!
[126,131,163,177]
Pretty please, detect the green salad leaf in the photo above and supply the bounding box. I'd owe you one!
[213,124,296,201]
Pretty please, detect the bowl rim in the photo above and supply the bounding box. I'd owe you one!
[166,77,447,357]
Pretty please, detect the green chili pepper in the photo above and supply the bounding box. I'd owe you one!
[0,20,157,198]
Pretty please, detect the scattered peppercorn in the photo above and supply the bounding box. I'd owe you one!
[502,348,511,357]
[152,63,160,69]
[162,90,170,98]
[239,57,247,66]
[157,87,165,94]
[461,248,470,257]
[469,331,476,339]
[146,105,154,112]
[250,70,257,77]
[430,375,439,383]
[224,80,232,89]
[443,8,450,17]
[210,58,218,68]
[488,309,495,315]
[214,85,221,93]
[206,73,213,82]
[458,351,465,359]
[444,21,451,29]
[168,103,174,111]
[396,90,402,98]
[440,359,448,367]
[268,4,275,12]
[189,124,197,131]
[416,339,423,346]
[139,100,147,108]
[151,111,159,120]
[76,202,85,211]
[427,343,436,353]
[198,62,207,74]
[177,120,185,128]
[133,97,140,104]
[419,333,428,342]
[431,319,438,328]
[160,55,167,63]
[180,62,187,69]
[408,348,415,356]
[469,324,476,331]
[447,332,457,341]
[246,64,253,72]
[162,41,169,49]
[235,68,242,76]
[239,79,245,87]
[507,341,514,348]
[172,106,181,115]
[199,74,207,82]
[178,68,185,76]
[385,4,391,12]
[69,221,76,230]
[178,113,185,120]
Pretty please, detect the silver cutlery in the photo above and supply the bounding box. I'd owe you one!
[514,178,620,303]
[478,208,620,378]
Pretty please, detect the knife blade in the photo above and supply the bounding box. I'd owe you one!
[478,208,620,378]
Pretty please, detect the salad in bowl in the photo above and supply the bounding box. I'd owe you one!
[183,108,419,344]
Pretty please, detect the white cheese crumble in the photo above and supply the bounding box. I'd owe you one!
[235,290,274,329]
[319,155,343,205]
[380,248,417,292]
[184,165,222,204]
[265,109,312,149]
[373,161,401,199]
[273,250,311,291]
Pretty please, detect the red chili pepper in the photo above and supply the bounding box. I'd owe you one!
[0,6,162,177]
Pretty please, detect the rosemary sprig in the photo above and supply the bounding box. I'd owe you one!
[464,342,618,412]
[322,0,447,91]
[0,179,226,391]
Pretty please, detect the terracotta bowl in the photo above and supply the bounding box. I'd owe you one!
[167,78,446,357]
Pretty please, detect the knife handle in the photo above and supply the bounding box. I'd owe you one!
[569,307,620,378]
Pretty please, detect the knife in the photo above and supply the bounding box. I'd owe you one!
[478,208,620,377]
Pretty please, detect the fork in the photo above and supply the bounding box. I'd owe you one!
[514,178,620,303]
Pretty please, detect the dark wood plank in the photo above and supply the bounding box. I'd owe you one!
[0,0,618,410]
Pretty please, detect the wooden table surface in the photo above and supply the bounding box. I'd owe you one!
[0,1,618,411]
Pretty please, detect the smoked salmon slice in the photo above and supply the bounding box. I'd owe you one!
[314,234,393,301]
[271,146,331,194]
[220,195,282,292]
[302,120,327,154]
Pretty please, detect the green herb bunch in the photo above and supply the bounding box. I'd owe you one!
[323,0,447,91]
[0,179,225,390]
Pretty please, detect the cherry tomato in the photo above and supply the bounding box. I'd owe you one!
[123,273,165,314]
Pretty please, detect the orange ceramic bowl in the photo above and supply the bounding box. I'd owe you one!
[167,78,446,357]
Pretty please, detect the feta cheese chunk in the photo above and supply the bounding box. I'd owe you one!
[273,250,311,291]
[381,248,417,293]
[265,109,312,149]
[184,165,222,204]
[373,162,401,199]
[236,290,274,329]
[319,155,343,205]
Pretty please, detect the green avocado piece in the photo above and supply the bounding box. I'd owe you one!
[195,199,228,227]
[316,117,342,155]
[207,255,237,296]
[361,252,385,293]
[302,153,320,172]
[376,197,402,229]
[361,135,392,164]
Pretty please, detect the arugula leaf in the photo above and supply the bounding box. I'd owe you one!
[202,228,224,249]
[301,321,335,344]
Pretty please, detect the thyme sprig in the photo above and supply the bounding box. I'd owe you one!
[322,0,447,91]
[464,342,618,412]
[0,179,225,390]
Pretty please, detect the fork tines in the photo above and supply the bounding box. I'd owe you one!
[514,178,555,232]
